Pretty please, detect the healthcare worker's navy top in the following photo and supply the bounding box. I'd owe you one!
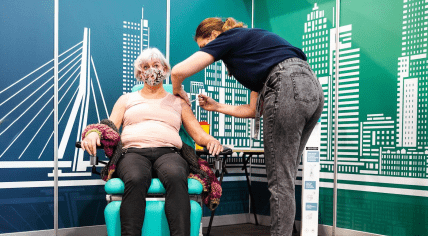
[199,27,307,92]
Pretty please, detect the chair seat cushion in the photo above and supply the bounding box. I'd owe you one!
[104,178,203,195]
[105,199,202,236]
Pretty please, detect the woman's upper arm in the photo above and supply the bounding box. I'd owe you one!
[180,99,209,144]
[108,94,127,129]
[171,51,215,79]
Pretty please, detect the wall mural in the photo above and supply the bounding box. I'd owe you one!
[303,1,428,234]
[306,1,426,192]
[252,0,428,234]
[3,0,426,235]
[0,0,166,233]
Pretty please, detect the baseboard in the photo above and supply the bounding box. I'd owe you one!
[316,224,384,236]
[204,214,384,236]
[202,213,251,227]
[0,225,107,236]
[293,221,384,236]
[3,216,384,236]
[247,214,271,226]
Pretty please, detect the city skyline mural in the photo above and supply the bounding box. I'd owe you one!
[301,2,427,197]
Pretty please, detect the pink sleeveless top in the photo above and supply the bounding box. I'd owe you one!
[121,92,183,149]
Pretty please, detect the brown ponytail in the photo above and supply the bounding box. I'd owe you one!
[194,17,246,41]
[222,18,245,32]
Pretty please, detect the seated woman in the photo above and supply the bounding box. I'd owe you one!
[80,48,223,236]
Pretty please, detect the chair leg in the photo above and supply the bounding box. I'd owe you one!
[206,209,216,236]
[243,154,258,225]
[206,157,228,236]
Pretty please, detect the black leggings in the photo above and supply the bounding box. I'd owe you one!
[116,147,190,236]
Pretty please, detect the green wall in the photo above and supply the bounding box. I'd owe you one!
[170,0,252,89]
[255,0,428,235]
[170,0,255,217]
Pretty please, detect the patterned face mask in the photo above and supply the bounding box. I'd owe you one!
[142,67,167,86]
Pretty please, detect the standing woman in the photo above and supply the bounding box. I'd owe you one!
[171,17,324,236]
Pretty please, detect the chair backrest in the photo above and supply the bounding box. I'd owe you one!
[131,83,195,149]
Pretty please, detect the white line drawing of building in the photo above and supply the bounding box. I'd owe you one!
[331,24,361,174]
[301,3,428,196]
[303,4,332,171]
[360,114,395,175]
[397,1,428,148]
[189,81,207,121]
[357,1,428,179]
[303,3,361,173]
[192,61,258,148]
[379,0,428,178]
[122,8,150,94]
[0,27,109,181]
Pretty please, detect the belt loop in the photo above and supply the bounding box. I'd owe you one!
[278,61,285,71]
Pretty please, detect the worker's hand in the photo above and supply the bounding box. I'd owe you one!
[174,87,191,106]
[81,132,101,156]
[198,94,219,112]
[206,139,223,156]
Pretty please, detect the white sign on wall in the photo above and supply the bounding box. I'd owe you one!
[301,121,321,235]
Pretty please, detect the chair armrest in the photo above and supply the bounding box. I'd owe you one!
[75,141,104,149]
[195,146,233,156]
[75,142,107,175]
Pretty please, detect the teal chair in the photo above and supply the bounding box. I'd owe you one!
[102,84,202,236]
[104,178,203,236]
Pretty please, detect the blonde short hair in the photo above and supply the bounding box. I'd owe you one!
[134,48,170,81]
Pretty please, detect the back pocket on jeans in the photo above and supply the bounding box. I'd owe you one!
[290,72,318,102]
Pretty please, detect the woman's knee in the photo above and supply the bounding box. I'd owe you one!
[123,171,151,188]
[163,166,188,184]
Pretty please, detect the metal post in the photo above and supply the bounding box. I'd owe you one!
[53,0,59,235]
[332,0,341,235]
[252,0,254,29]
[166,0,170,84]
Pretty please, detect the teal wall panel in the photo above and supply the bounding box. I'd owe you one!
[170,1,265,219]
[57,0,167,230]
[170,0,252,71]
[337,0,428,234]
[170,0,263,150]
[254,0,336,227]
[0,0,166,234]
[0,0,55,233]
[255,0,428,235]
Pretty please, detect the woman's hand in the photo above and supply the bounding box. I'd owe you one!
[174,87,191,106]
[206,139,223,156]
[81,132,101,156]
[198,94,219,112]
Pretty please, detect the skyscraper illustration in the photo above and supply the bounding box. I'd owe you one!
[304,4,361,173]
[303,4,332,171]
[360,114,395,175]
[358,0,428,179]
[122,8,150,94]
[397,0,427,148]
[304,2,428,184]
[189,81,208,122]
[193,61,259,148]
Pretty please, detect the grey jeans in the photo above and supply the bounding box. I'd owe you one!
[260,58,324,236]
